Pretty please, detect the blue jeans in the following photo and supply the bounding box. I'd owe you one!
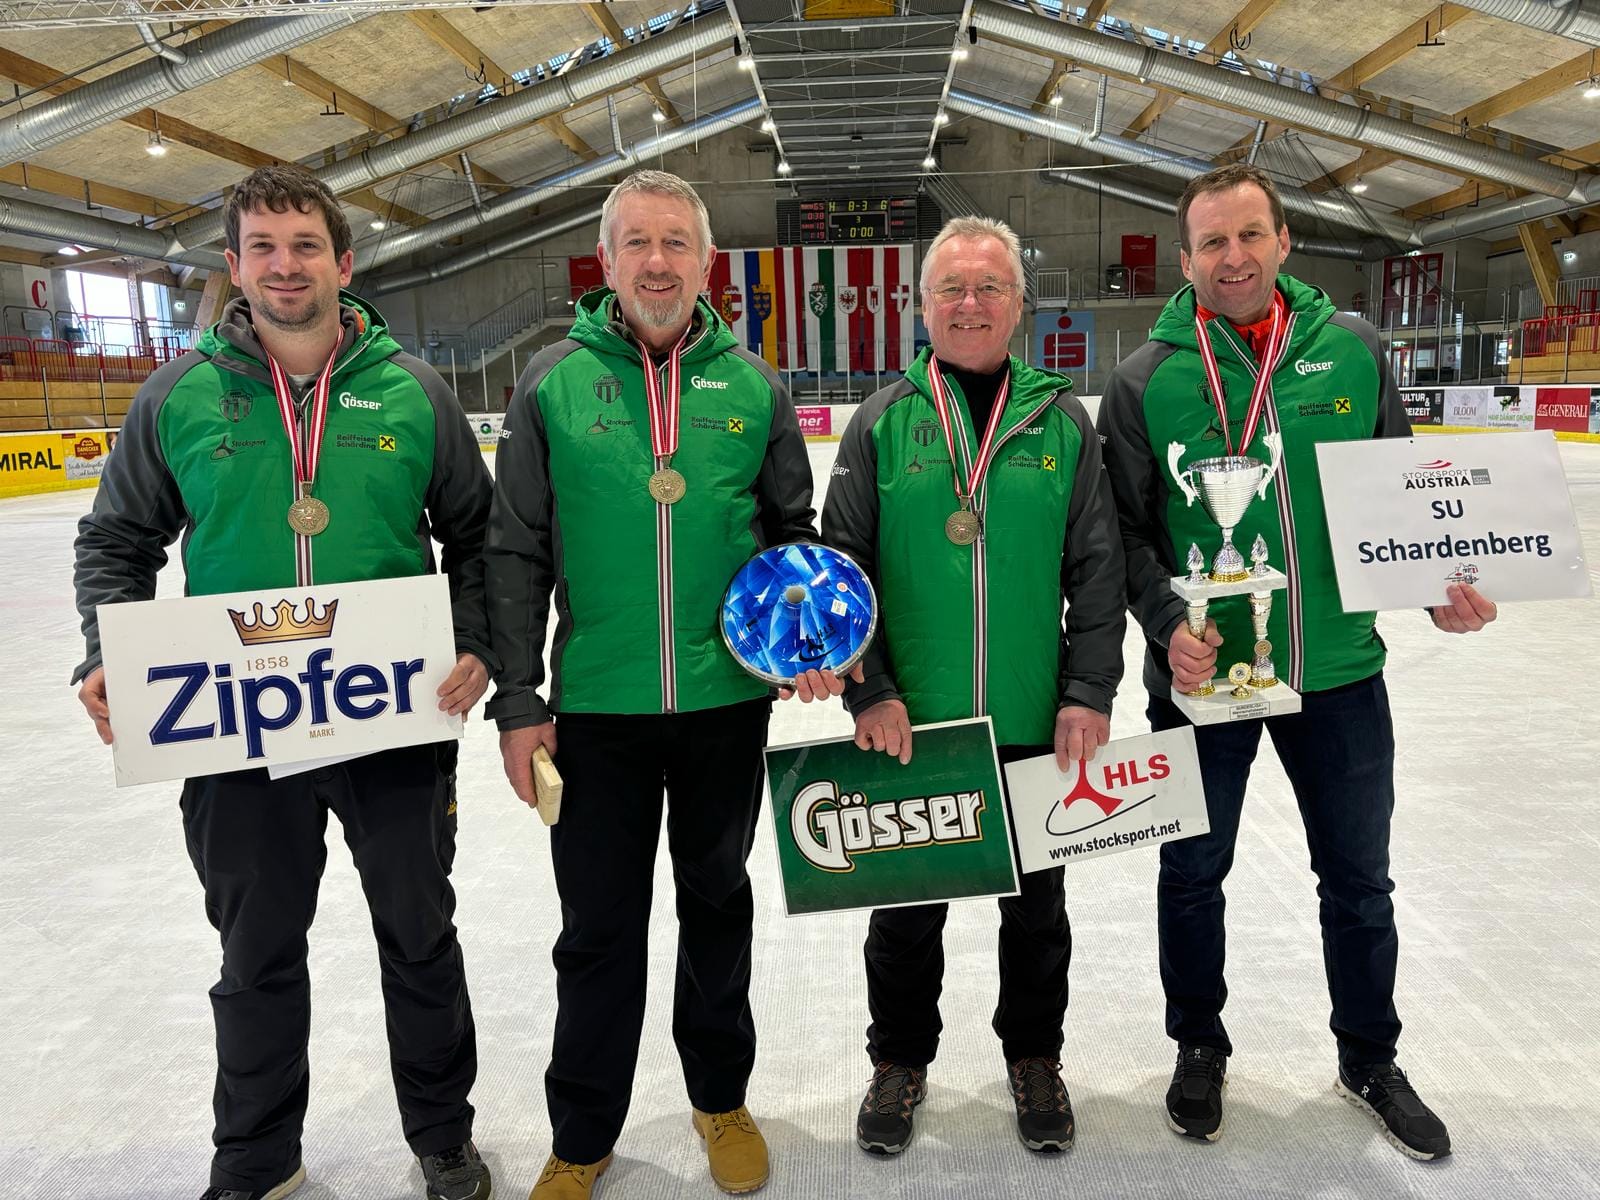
[1148,673,1402,1071]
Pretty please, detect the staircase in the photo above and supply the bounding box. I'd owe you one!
[462,289,565,370]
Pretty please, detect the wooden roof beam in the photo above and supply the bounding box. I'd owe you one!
[0,162,187,220]
[0,45,425,228]
[1517,220,1561,307]
[580,3,682,127]
[1324,4,1475,94]
[1120,0,1285,137]
[409,9,600,159]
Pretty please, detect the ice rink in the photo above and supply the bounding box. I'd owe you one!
[3,438,1598,1200]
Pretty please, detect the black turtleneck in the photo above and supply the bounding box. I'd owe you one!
[943,359,1011,434]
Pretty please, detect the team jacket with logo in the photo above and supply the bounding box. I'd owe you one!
[72,292,494,682]
[484,290,815,726]
[1098,273,1410,699]
[820,350,1125,747]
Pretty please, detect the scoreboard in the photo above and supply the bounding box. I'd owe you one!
[780,195,926,245]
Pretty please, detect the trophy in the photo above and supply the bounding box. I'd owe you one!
[1165,432,1302,724]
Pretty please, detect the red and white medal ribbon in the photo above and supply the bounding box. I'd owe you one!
[1193,289,1289,456]
[267,346,338,495]
[266,345,338,582]
[927,352,1012,519]
[641,330,689,467]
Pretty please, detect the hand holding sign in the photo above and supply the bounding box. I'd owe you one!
[1429,582,1498,634]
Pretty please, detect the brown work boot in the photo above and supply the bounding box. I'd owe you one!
[690,1106,770,1194]
[528,1153,611,1199]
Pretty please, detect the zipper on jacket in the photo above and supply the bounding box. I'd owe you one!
[651,321,711,713]
[952,391,1060,718]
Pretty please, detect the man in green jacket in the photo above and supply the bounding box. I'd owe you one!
[822,216,1126,1158]
[1099,163,1496,1161]
[72,166,493,1200]
[486,170,836,1199]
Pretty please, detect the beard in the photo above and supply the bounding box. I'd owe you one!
[627,277,691,331]
[249,278,329,332]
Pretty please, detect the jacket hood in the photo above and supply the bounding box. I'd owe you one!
[569,287,738,362]
[197,289,398,375]
[904,346,1073,411]
[1149,274,1337,359]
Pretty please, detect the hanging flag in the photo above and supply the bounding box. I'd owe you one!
[708,245,915,375]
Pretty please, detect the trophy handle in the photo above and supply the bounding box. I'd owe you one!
[1167,442,1199,507]
[1257,430,1284,501]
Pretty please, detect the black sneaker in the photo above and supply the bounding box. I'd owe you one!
[1007,1057,1075,1152]
[199,1165,306,1200]
[856,1061,928,1155]
[418,1141,493,1200]
[1336,1063,1451,1160]
[1166,1044,1227,1142]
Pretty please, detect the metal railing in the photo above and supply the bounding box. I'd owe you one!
[0,335,189,429]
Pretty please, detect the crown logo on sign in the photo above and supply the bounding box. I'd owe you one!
[227,598,339,645]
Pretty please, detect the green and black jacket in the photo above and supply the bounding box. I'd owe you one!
[1098,274,1410,699]
[72,292,494,682]
[820,349,1125,747]
[484,290,816,727]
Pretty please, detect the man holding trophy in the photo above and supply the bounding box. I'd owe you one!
[1099,164,1496,1161]
[824,216,1125,1158]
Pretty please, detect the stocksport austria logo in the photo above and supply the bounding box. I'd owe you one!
[789,779,986,872]
[1401,459,1491,489]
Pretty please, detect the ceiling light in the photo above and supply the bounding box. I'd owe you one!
[1048,92,1062,106]
[934,112,949,126]
[923,155,937,169]
[776,160,792,175]
[738,54,756,71]
[1584,79,1600,100]
[1563,250,1579,263]
[56,245,80,256]
[760,118,775,132]
[952,46,969,61]
[847,163,861,171]
[370,219,386,231]
[1349,177,1369,194]
[651,107,667,123]
[145,131,168,157]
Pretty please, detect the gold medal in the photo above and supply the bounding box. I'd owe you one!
[286,495,330,536]
[1227,662,1251,686]
[945,509,980,545]
[648,467,686,505]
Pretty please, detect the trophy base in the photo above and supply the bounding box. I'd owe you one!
[1170,680,1302,725]
[1171,567,1288,603]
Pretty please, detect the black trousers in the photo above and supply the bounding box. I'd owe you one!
[864,743,1072,1069]
[179,741,477,1193]
[544,699,772,1165]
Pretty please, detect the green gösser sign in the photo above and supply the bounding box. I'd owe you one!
[764,718,1020,916]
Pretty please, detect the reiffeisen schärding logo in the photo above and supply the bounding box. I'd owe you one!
[145,598,427,761]
[788,779,986,873]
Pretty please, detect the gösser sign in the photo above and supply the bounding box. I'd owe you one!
[98,575,461,786]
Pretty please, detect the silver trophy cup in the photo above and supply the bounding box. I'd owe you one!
[1167,431,1284,582]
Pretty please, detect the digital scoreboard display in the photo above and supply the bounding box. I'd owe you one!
[796,196,919,244]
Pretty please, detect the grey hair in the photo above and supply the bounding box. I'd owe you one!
[920,216,1024,290]
[600,169,713,262]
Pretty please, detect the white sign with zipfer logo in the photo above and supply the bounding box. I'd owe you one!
[1006,727,1208,875]
[1316,432,1591,610]
[98,575,461,786]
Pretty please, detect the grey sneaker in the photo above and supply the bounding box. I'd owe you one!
[419,1141,492,1200]
[199,1163,306,1200]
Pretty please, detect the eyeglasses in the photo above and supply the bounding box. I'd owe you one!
[926,282,1018,304]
